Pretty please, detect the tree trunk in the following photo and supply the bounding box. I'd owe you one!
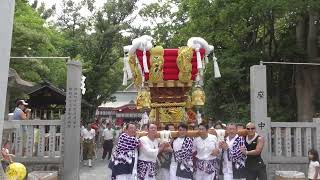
[295,66,314,122]
[307,11,319,59]
[295,11,320,122]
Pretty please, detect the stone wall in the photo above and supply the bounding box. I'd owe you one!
[24,162,62,179]
[268,163,308,179]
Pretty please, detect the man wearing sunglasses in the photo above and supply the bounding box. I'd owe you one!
[240,122,267,180]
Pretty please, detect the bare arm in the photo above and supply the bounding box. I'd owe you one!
[211,140,220,156]
[19,111,27,120]
[247,136,264,156]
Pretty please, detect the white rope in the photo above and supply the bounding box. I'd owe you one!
[213,55,221,78]
[261,61,320,66]
[10,56,70,59]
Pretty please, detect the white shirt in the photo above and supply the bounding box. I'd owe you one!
[81,128,95,140]
[223,135,238,174]
[102,128,114,140]
[308,160,320,179]
[115,129,121,139]
[216,129,226,142]
[171,137,185,162]
[193,134,218,160]
[138,136,159,162]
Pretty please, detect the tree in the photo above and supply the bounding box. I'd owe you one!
[56,0,138,107]
[139,0,320,122]
[11,0,67,88]
[293,1,320,122]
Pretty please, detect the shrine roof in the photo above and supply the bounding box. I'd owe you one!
[27,80,92,107]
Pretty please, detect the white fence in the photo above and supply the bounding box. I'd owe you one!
[269,119,320,163]
[3,120,63,164]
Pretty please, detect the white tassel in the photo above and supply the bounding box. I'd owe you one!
[142,49,149,73]
[122,68,128,86]
[141,111,149,124]
[205,56,209,64]
[213,55,221,78]
[195,73,201,82]
[196,48,202,69]
[202,58,206,70]
[136,57,145,87]
[124,56,132,79]
[196,110,202,124]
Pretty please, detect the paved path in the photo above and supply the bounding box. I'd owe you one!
[79,159,111,180]
[79,148,111,180]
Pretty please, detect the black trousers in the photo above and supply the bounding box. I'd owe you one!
[1,160,9,172]
[102,139,113,160]
[246,162,267,180]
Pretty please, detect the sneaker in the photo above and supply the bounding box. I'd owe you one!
[88,159,92,167]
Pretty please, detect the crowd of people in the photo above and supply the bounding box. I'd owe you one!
[80,119,121,167]
[79,120,320,180]
[1,99,319,179]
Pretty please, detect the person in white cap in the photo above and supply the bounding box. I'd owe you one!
[12,100,31,156]
[12,100,29,120]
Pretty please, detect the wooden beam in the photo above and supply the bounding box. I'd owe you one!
[137,130,200,138]
[136,129,247,138]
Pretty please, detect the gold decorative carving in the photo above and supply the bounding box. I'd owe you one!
[191,87,205,106]
[149,46,164,83]
[159,107,185,123]
[177,46,193,82]
[151,102,186,108]
[136,88,151,109]
[185,95,193,109]
[129,54,142,88]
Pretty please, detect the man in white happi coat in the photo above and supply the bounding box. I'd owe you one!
[138,123,170,180]
[193,123,220,180]
[220,123,246,180]
[170,123,194,180]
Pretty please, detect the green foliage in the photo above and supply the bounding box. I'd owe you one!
[12,0,320,121]
[11,0,66,88]
[55,0,138,107]
[139,0,320,122]
[11,0,138,109]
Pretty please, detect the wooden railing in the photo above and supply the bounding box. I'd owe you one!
[269,119,320,163]
[3,120,63,163]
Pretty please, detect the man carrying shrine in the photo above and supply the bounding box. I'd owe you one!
[109,123,140,180]
[220,123,246,180]
[170,123,194,180]
[138,123,169,180]
[193,123,220,180]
